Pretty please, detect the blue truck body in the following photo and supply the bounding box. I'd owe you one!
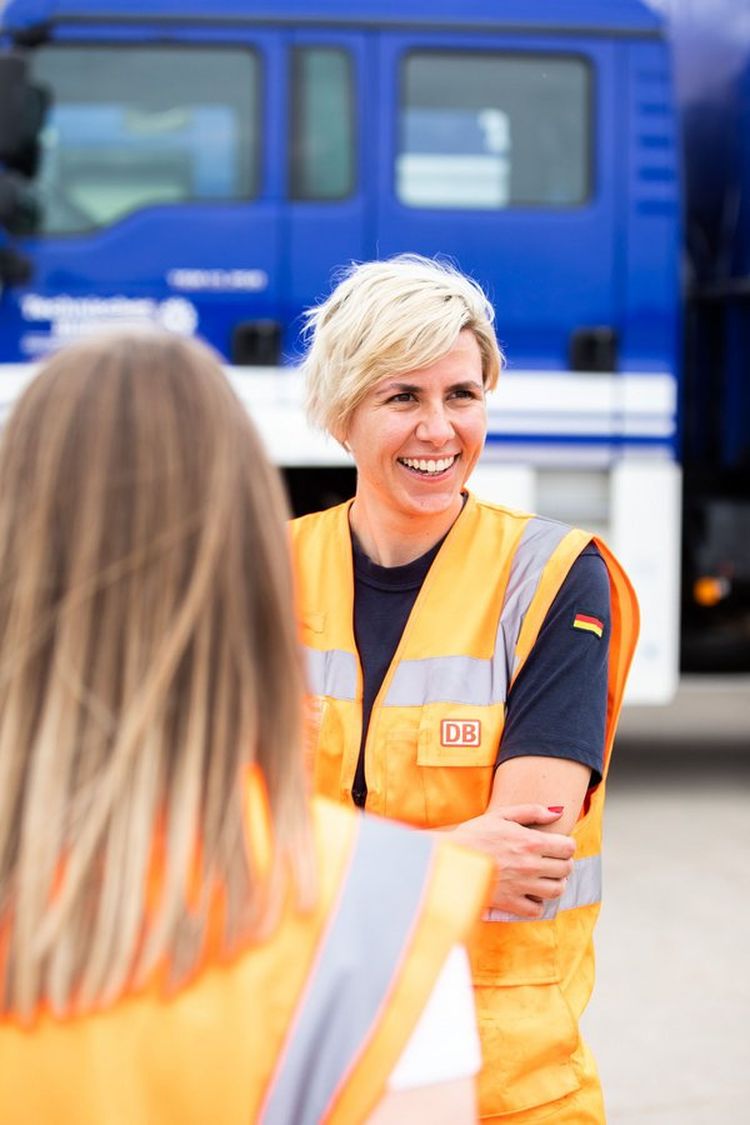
[1,0,679,397]
[0,0,745,688]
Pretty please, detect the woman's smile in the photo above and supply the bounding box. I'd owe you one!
[397,453,460,477]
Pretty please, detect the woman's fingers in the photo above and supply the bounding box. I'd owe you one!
[536,856,574,881]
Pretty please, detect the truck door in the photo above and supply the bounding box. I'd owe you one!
[283,29,371,354]
[375,30,621,374]
[12,29,284,365]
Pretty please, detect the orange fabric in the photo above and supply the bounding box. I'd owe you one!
[292,495,531,826]
[0,797,490,1124]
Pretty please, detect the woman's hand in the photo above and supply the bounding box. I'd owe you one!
[448,804,575,917]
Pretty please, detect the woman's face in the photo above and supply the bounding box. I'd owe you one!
[345,330,487,526]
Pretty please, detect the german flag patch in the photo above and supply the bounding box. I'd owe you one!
[572,612,604,638]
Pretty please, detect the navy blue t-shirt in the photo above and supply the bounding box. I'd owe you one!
[350,536,610,808]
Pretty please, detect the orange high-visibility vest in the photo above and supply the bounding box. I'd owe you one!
[291,493,639,1122]
[0,796,490,1125]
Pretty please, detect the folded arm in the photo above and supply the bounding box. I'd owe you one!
[447,755,589,916]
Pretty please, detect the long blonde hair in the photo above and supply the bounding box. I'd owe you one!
[0,332,309,1020]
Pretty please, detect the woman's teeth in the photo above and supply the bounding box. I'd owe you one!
[399,455,456,474]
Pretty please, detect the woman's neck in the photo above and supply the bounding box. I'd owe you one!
[349,495,464,567]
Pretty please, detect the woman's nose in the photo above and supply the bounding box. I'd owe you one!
[415,405,454,445]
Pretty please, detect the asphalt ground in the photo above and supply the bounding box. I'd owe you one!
[581,688,749,1123]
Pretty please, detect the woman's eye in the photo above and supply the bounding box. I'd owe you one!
[450,388,477,400]
[389,392,415,403]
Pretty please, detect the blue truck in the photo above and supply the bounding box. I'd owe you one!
[0,0,744,699]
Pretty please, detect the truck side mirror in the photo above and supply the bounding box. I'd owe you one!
[0,51,50,178]
[0,51,49,246]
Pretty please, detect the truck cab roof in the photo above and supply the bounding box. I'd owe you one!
[3,0,663,38]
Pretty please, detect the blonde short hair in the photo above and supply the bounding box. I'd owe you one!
[302,254,503,441]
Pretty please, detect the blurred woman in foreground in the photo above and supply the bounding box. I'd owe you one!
[0,332,490,1124]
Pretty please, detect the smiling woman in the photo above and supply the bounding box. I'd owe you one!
[292,253,640,1123]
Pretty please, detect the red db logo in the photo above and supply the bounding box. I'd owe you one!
[440,720,481,748]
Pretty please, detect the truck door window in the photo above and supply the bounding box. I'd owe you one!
[398,51,590,209]
[290,47,354,200]
[29,45,258,234]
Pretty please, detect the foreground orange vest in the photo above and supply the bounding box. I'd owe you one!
[291,494,639,1122]
[0,796,490,1125]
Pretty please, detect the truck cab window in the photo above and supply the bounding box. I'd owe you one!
[398,52,590,210]
[290,47,354,200]
[29,45,258,235]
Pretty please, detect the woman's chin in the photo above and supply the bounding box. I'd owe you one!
[394,485,463,521]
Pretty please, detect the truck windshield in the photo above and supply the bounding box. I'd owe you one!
[29,45,258,235]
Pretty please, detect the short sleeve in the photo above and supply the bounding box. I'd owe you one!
[386,945,481,1091]
[498,545,611,783]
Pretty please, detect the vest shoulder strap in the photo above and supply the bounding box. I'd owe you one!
[511,523,593,685]
[263,801,490,1124]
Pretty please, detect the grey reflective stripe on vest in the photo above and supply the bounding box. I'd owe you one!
[260,817,435,1125]
[385,652,500,706]
[304,646,357,701]
[498,517,572,683]
[383,516,571,708]
[484,853,602,924]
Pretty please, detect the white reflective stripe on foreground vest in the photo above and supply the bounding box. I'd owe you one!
[259,815,434,1125]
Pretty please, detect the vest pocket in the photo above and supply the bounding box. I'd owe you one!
[470,920,582,1116]
[414,704,502,825]
[416,703,503,768]
[309,698,354,802]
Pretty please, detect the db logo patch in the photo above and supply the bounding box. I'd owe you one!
[440,719,482,748]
